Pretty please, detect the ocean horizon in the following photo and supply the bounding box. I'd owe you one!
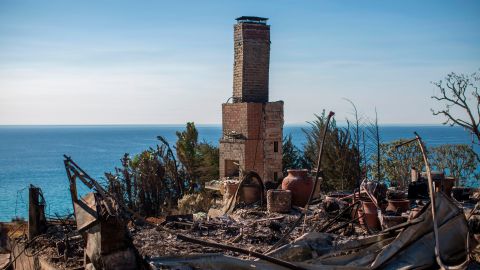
[0,124,476,221]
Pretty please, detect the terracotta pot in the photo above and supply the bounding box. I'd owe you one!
[281,169,313,207]
[267,189,291,213]
[386,199,410,213]
[240,184,261,204]
[358,200,381,230]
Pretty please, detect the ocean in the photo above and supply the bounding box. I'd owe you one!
[0,124,475,221]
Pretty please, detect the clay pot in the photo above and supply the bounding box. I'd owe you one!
[386,199,410,214]
[267,189,291,213]
[240,184,261,204]
[281,169,313,207]
[358,200,381,230]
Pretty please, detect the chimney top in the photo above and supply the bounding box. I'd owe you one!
[235,16,268,25]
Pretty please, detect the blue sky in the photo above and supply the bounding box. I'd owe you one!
[0,0,479,125]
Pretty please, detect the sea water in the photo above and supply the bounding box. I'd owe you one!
[0,124,474,221]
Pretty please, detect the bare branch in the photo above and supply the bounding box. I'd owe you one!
[431,70,480,145]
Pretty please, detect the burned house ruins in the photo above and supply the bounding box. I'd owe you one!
[219,16,284,184]
[1,16,480,270]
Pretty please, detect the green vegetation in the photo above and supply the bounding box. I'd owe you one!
[282,134,303,172]
[301,111,361,191]
[105,142,182,216]
[106,122,218,216]
[282,108,479,190]
[431,144,479,185]
[371,139,423,188]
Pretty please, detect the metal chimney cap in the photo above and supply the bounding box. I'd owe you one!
[235,16,268,24]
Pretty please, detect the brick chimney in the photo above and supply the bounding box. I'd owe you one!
[219,16,283,183]
[233,16,270,103]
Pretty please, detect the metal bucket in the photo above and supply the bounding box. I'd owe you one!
[241,184,261,204]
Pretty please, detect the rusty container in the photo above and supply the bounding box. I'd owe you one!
[267,189,292,213]
[358,200,381,230]
[281,169,313,207]
[240,184,261,204]
[386,199,410,214]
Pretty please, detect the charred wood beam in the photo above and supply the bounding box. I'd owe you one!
[325,215,361,234]
[318,200,360,233]
[176,233,308,270]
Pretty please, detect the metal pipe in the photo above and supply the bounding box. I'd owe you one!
[398,132,469,270]
[306,111,335,210]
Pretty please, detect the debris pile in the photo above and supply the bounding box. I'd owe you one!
[15,222,84,270]
[131,204,328,259]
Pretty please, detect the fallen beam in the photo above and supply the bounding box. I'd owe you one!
[176,233,309,270]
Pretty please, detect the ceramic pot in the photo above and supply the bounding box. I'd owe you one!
[358,200,381,230]
[386,199,410,213]
[281,169,313,207]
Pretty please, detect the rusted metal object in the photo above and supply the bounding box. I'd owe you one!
[267,189,291,213]
[222,171,265,214]
[396,132,470,269]
[73,192,98,232]
[63,156,148,270]
[281,169,313,207]
[241,184,261,204]
[0,224,7,252]
[28,185,47,240]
